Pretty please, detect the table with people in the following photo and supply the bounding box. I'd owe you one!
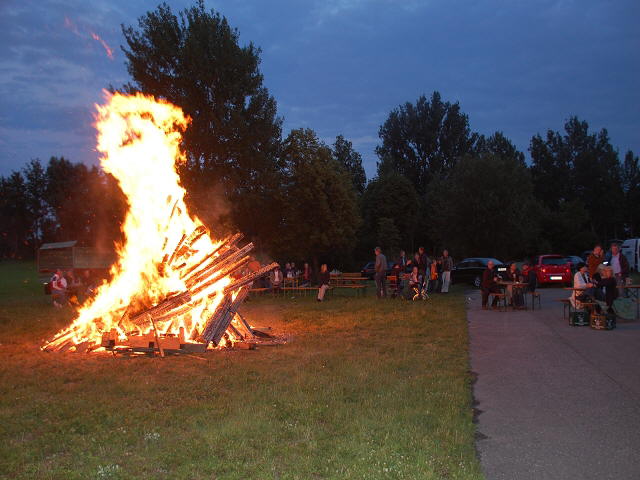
[49,268,97,308]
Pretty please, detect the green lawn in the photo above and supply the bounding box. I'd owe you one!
[0,261,483,480]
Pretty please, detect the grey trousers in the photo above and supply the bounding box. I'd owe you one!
[375,272,386,298]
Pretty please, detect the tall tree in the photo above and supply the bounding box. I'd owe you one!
[530,117,624,242]
[621,150,640,236]
[120,1,283,246]
[376,91,478,194]
[278,128,361,269]
[22,159,50,251]
[0,172,31,258]
[360,172,420,255]
[428,135,540,259]
[332,135,366,195]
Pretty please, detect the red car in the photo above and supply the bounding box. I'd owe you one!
[531,255,572,285]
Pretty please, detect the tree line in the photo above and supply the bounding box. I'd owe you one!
[2,1,639,268]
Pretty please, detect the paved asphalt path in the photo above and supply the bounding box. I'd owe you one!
[468,287,640,480]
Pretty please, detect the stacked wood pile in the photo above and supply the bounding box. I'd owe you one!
[43,226,278,355]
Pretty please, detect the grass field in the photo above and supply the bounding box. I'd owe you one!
[0,262,483,480]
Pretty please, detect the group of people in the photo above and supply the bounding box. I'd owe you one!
[374,246,454,299]
[267,262,332,301]
[571,242,630,312]
[50,269,96,307]
[480,260,537,309]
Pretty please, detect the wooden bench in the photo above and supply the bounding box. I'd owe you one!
[330,274,368,296]
[249,287,270,296]
[281,286,317,296]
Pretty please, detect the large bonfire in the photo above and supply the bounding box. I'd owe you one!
[43,92,275,353]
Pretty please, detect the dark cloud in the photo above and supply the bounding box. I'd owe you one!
[1,0,638,177]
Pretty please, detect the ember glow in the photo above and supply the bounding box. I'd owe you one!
[90,32,114,60]
[64,16,114,60]
[43,92,269,352]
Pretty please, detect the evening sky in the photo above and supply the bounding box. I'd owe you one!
[1,0,638,177]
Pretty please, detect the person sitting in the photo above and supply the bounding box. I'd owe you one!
[481,260,501,310]
[570,262,596,309]
[504,262,521,307]
[406,265,423,300]
[317,264,331,302]
[596,265,618,312]
[50,269,67,308]
[284,262,293,279]
[301,262,312,287]
[81,269,97,300]
[66,270,83,306]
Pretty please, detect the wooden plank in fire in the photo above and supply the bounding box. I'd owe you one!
[189,256,251,297]
[201,295,233,344]
[223,263,279,294]
[185,241,253,288]
[128,291,192,326]
[170,225,208,266]
[206,287,251,346]
[179,232,240,280]
[234,312,256,338]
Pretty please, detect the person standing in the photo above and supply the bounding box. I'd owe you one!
[605,242,629,287]
[397,250,408,271]
[441,249,453,293]
[374,246,388,298]
[317,264,331,301]
[586,244,604,277]
[269,265,283,294]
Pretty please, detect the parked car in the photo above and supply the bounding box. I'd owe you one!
[620,238,640,272]
[360,261,393,279]
[531,254,572,285]
[451,258,506,288]
[564,255,584,273]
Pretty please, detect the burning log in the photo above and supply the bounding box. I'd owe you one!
[129,291,192,326]
[224,263,279,294]
[202,287,251,345]
[186,242,254,289]
[180,232,243,280]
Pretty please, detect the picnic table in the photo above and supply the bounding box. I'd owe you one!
[330,274,368,296]
[497,281,529,309]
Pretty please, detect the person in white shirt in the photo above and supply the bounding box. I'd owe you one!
[50,269,68,308]
[570,262,595,308]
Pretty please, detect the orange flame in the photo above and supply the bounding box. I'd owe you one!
[64,16,114,61]
[90,32,114,60]
[44,92,232,350]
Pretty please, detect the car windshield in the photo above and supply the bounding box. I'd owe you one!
[542,257,567,265]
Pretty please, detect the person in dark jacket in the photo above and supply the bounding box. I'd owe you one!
[481,260,501,309]
[605,243,630,290]
[596,265,618,311]
[521,263,536,293]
